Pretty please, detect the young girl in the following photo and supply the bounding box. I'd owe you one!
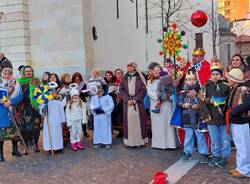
[43,74,66,154]
[66,87,86,151]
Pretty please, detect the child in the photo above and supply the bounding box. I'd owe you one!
[204,64,231,167]
[43,79,66,154]
[90,85,114,149]
[179,71,208,163]
[227,68,250,178]
[66,87,86,151]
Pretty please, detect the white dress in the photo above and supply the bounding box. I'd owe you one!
[43,98,66,151]
[147,79,177,149]
[90,94,114,145]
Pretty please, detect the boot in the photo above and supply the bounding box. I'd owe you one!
[33,130,40,153]
[12,140,22,157]
[82,124,90,138]
[0,141,5,162]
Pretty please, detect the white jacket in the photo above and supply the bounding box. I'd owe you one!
[66,102,87,126]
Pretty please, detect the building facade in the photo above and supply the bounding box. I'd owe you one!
[0,0,218,76]
[218,0,249,21]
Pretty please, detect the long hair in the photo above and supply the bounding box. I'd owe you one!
[104,70,116,84]
[230,54,246,71]
[68,97,83,111]
[50,73,62,89]
[71,72,83,83]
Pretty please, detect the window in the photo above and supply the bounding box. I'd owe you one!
[195,33,203,48]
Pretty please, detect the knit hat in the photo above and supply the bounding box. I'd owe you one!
[227,68,244,83]
[70,88,79,97]
[210,63,223,76]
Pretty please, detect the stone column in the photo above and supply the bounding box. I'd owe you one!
[0,0,31,70]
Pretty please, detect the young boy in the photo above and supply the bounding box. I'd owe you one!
[179,71,208,163]
[227,68,250,178]
[204,64,231,167]
[90,85,114,149]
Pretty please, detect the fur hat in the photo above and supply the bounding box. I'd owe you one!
[227,68,244,83]
[70,88,79,97]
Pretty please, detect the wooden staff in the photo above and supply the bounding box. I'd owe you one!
[8,110,29,154]
[45,107,54,157]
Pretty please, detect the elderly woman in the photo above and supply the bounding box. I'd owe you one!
[17,66,41,154]
[0,68,23,162]
[87,69,106,96]
[119,62,148,147]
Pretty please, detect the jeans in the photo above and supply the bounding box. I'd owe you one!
[207,124,231,159]
[184,128,208,155]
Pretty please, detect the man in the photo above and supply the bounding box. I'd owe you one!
[119,62,148,147]
[0,53,13,76]
[227,68,250,178]
[174,48,211,149]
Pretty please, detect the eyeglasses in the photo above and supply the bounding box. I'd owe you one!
[127,64,133,67]
[192,55,199,58]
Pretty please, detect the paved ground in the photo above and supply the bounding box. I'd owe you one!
[0,133,249,184]
[0,136,181,184]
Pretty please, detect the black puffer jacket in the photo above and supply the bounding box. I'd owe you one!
[204,80,231,125]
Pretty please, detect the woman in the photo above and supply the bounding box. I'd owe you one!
[71,72,89,137]
[104,71,119,128]
[0,68,23,161]
[114,69,124,137]
[17,66,41,154]
[147,65,177,149]
[114,69,123,87]
[87,69,106,96]
[41,72,50,85]
[225,54,246,79]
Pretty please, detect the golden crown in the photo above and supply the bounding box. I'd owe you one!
[192,48,205,56]
[210,62,222,71]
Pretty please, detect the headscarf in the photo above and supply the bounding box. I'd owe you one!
[17,66,39,110]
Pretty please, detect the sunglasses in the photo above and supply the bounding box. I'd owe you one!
[127,64,133,67]
[192,55,199,58]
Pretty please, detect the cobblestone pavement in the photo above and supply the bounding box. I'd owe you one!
[1,134,250,184]
[177,153,250,184]
[0,136,181,184]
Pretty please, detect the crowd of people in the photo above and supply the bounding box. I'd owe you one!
[0,49,249,178]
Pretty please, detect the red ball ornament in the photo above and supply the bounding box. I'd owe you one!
[171,23,177,29]
[191,10,208,27]
[159,51,164,56]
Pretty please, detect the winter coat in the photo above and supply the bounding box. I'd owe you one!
[66,101,87,126]
[178,84,202,128]
[204,80,231,125]
[229,80,250,124]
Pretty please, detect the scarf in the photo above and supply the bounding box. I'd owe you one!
[18,77,39,110]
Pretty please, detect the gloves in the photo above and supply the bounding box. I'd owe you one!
[94,107,105,115]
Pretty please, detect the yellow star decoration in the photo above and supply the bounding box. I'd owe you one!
[163,29,182,57]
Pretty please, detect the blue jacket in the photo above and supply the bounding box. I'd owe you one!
[0,89,23,128]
